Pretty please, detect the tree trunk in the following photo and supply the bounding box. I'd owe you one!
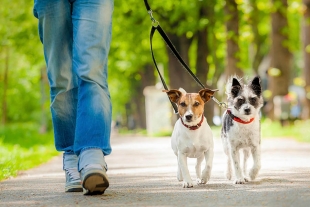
[195,3,215,125]
[249,0,268,74]
[138,64,156,129]
[303,0,310,119]
[128,64,156,130]
[225,0,243,78]
[267,0,292,119]
[209,5,226,119]
[1,46,9,125]
[167,33,193,91]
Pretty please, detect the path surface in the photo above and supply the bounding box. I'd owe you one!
[1,135,310,207]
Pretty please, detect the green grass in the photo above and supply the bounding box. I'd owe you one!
[141,119,310,142]
[117,119,310,142]
[211,119,310,142]
[0,123,59,181]
[260,119,310,142]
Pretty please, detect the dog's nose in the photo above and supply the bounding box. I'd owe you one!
[244,108,251,114]
[185,115,193,121]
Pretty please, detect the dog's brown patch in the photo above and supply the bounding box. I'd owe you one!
[178,93,204,117]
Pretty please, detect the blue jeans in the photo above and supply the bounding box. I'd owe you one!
[33,0,113,156]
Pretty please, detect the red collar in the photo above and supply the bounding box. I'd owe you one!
[180,115,204,130]
[227,109,254,124]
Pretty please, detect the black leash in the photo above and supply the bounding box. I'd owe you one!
[144,0,227,112]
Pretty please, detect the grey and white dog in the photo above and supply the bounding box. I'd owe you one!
[221,76,263,184]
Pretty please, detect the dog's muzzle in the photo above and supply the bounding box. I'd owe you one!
[185,115,193,121]
[244,107,251,115]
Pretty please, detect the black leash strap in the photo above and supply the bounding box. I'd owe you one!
[150,27,179,113]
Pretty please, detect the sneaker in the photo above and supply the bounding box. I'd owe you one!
[63,153,82,192]
[65,168,83,192]
[78,149,109,195]
[80,164,109,195]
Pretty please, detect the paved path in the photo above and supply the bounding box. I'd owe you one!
[1,135,310,207]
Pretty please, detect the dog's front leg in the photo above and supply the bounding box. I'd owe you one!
[243,148,250,177]
[230,147,247,184]
[177,155,183,181]
[195,155,204,184]
[200,148,214,184]
[178,152,193,188]
[249,145,261,180]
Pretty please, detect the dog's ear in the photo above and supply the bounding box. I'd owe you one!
[199,88,219,103]
[250,76,262,97]
[163,89,183,103]
[231,78,242,97]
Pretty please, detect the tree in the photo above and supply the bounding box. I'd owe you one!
[303,0,310,119]
[0,0,45,125]
[248,0,269,74]
[166,32,194,91]
[267,0,292,118]
[225,0,243,77]
[194,1,218,123]
[1,46,9,125]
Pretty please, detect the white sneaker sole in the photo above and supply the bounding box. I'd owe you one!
[82,170,109,195]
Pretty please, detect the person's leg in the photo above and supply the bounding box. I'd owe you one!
[71,0,113,195]
[33,0,81,192]
[72,0,113,157]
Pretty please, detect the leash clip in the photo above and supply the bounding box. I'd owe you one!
[148,10,159,27]
[211,96,228,109]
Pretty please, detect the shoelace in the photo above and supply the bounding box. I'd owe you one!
[66,168,80,181]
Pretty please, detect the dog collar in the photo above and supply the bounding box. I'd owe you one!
[226,109,254,124]
[180,115,204,130]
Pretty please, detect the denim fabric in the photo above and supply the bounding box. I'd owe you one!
[33,0,113,156]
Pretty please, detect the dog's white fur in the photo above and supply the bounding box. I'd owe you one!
[164,88,218,188]
[221,76,263,184]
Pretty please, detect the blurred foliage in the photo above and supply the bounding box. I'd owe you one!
[0,0,307,125]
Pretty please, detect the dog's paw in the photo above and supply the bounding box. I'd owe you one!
[226,171,232,180]
[249,168,259,180]
[244,177,249,182]
[196,178,207,185]
[234,178,247,184]
[182,181,193,188]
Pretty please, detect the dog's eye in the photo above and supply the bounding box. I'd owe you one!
[180,102,186,107]
[249,97,257,103]
[237,98,245,104]
[193,102,200,107]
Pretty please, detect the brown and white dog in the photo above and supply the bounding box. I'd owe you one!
[164,88,218,188]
